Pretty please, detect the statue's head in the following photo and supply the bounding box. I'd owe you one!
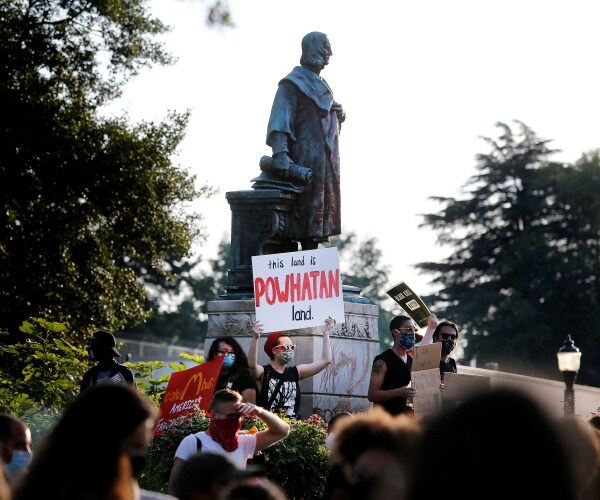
[300,32,332,70]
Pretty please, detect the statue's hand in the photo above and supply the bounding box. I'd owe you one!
[273,152,292,178]
[332,102,346,123]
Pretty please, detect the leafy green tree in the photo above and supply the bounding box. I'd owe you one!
[0,318,88,443]
[0,1,217,343]
[327,231,396,349]
[417,122,600,386]
[123,236,231,344]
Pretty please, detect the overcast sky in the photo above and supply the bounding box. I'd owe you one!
[107,0,600,303]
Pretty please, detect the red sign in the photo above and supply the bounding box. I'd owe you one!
[153,356,224,434]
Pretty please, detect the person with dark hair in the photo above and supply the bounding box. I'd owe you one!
[207,336,258,404]
[248,317,334,419]
[265,31,346,250]
[407,388,579,500]
[0,414,31,485]
[80,330,135,392]
[220,478,287,500]
[555,416,600,500]
[367,316,418,416]
[12,384,174,500]
[167,388,289,495]
[329,407,422,500]
[431,319,460,381]
[170,452,263,500]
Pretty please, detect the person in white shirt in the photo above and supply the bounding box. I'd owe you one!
[167,388,289,495]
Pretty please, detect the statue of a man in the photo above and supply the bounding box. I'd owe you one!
[266,32,346,250]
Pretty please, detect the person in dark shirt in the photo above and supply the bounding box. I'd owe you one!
[80,330,135,392]
[367,316,418,416]
[249,317,334,419]
[207,336,258,404]
[431,320,459,381]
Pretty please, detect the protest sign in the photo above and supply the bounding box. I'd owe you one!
[411,343,442,415]
[252,247,345,333]
[386,282,431,328]
[153,356,224,435]
[443,372,491,405]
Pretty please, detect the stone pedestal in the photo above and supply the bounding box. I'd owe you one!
[207,299,379,420]
[224,190,299,299]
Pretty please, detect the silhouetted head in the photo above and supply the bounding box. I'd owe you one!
[407,387,578,500]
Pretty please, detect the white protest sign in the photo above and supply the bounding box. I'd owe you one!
[252,247,345,333]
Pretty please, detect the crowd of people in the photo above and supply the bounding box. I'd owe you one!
[1,315,599,500]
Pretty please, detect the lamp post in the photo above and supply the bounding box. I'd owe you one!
[556,335,582,416]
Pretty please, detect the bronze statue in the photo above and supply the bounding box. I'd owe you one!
[259,32,346,251]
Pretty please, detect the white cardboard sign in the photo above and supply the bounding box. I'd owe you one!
[252,247,345,333]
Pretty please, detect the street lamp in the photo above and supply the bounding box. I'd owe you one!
[556,335,582,416]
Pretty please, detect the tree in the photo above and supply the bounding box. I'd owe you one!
[123,236,231,345]
[327,231,396,349]
[0,1,216,342]
[417,122,600,386]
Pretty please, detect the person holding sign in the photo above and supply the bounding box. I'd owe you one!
[167,388,289,495]
[248,317,335,419]
[368,315,419,416]
[431,320,460,381]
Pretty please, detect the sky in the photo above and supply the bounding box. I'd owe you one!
[107,0,600,301]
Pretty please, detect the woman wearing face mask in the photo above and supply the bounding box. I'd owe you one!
[367,315,421,416]
[0,414,32,485]
[248,317,335,419]
[207,337,258,404]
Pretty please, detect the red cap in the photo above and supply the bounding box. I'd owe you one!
[264,332,286,359]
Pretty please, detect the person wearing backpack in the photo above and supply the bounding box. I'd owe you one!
[248,317,334,419]
[167,388,289,496]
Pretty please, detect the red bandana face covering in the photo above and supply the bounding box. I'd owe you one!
[208,418,242,452]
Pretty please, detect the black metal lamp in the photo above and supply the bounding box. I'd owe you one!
[556,335,582,416]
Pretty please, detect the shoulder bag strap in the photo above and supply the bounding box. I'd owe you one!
[266,367,286,411]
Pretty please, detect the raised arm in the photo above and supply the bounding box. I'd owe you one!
[236,402,290,452]
[297,316,334,380]
[367,359,415,403]
[248,320,264,383]
[418,313,438,346]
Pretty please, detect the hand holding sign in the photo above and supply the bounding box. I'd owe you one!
[252,247,345,333]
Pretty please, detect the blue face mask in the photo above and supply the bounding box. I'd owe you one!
[397,332,415,350]
[222,353,236,368]
[5,450,32,478]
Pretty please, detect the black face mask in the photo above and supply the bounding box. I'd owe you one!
[441,339,456,355]
[130,454,146,478]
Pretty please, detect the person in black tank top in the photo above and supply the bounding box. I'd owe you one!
[248,317,335,419]
[368,316,419,416]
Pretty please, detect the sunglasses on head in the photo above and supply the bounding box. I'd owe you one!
[440,333,457,340]
[275,344,296,352]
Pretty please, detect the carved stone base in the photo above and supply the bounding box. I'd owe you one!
[207,299,379,421]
